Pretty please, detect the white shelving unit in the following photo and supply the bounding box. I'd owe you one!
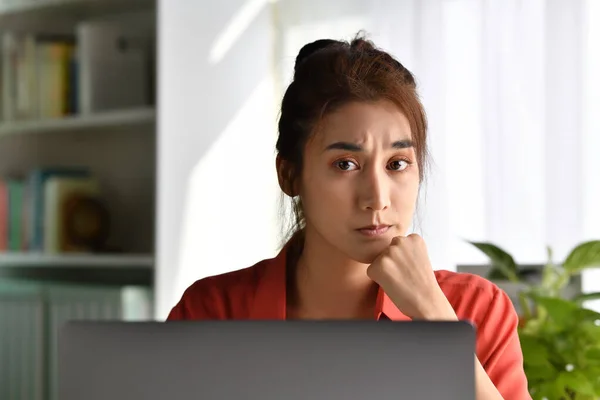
[0,4,158,399]
[0,0,153,13]
[0,252,153,268]
[0,0,154,30]
[0,106,155,137]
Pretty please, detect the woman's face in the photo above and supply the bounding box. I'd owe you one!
[299,100,420,264]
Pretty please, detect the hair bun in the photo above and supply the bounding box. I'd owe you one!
[294,39,339,71]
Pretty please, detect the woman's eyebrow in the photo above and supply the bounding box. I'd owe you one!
[323,139,414,152]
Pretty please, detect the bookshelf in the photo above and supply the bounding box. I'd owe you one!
[0,0,157,266]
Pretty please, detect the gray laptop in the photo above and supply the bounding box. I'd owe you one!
[59,320,475,400]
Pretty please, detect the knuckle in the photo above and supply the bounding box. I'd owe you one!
[408,233,421,241]
[408,233,424,246]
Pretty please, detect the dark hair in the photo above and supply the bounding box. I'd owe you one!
[276,33,429,245]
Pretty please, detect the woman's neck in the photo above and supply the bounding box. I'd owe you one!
[287,228,379,319]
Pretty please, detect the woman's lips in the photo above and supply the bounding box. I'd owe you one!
[356,225,391,237]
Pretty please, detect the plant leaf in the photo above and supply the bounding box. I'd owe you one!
[524,362,557,383]
[467,241,520,282]
[574,322,600,346]
[573,292,600,304]
[556,370,597,396]
[563,240,600,273]
[577,308,600,321]
[532,295,579,325]
[585,348,600,364]
[519,333,551,366]
[529,382,558,400]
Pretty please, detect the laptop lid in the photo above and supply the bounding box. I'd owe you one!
[59,320,475,400]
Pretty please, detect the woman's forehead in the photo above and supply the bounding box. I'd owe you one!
[313,100,412,148]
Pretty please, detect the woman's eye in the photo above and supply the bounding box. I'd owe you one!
[336,160,358,171]
[388,159,409,171]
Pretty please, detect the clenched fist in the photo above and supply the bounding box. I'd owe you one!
[366,234,457,320]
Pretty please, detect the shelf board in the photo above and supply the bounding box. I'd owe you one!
[0,252,154,269]
[0,0,155,31]
[0,107,155,137]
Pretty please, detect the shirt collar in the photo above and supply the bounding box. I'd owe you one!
[249,244,411,321]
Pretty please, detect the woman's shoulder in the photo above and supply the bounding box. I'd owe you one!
[434,269,518,323]
[435,269,500,292]
[166,256,278,320]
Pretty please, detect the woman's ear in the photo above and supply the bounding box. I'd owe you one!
[276,155,297,197]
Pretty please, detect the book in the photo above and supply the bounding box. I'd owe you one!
[7,179,24,251]
[1,31,78,122]
[27,167,90,251]
[15,34,38,120]
[2,32,18,121]
[36,35,77,119]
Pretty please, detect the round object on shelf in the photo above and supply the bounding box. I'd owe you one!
[62,194,110,252]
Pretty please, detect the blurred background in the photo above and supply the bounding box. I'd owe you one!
[0,0,598,399]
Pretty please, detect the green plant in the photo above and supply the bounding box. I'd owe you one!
[468,240,600,400]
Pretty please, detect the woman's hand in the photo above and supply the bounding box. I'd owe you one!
[366,233,457,320]
[367,234,508,399]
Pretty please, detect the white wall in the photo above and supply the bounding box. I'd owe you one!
[156,0,281,319]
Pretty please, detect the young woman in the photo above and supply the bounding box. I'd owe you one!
[168,36,530,400]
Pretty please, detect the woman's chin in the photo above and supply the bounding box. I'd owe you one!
[344,244,388,265]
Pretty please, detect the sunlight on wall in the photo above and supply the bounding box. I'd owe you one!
[209,0,277,64]
[173,76,281,306]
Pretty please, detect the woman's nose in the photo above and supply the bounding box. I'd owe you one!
[358,169,390,211]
